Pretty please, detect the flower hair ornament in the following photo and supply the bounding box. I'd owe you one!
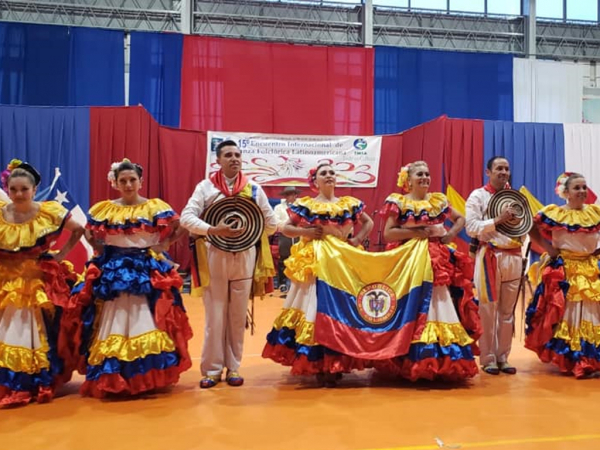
[307,167,320,193]
[107,158,132,188]
[1,158,41,190]
[1,158,21,191]
[555,172,574,200]
[396,164,411,194]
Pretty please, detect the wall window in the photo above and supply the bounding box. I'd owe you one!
[373,0,409,7]
[567,0,598,21]
[450,0,484,14]
[411,0,447,10]
[537,0,564,19]
[487,0,521,15]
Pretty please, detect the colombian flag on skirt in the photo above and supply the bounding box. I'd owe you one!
[263,234,480,380]
[312,236,433,360]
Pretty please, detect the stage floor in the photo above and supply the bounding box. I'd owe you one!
[2,292,599,450]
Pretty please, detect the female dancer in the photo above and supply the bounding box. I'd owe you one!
[0,159,83,406]
[263,163,374,386]
[379,161,481,381]
[526,172,600,378]
[71,159,192,397]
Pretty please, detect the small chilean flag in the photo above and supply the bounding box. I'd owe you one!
[35,168,92,272]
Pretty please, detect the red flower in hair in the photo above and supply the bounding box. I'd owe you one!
[307,167,319,193]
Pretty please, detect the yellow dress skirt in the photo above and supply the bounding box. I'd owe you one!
[0,201,78,407]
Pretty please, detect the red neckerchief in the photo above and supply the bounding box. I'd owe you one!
[210,170,248,197]
[483,182,510,194]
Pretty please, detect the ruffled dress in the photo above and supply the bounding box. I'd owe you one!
[262,196,373,375]
[376,193,481,381]
[525,204,600,378]
[0,201,78,406]
[71,199,193,397]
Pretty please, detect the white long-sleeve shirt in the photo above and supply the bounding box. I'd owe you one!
[273,200,290,232]
[180,176,277,237]
[465,187,523,249]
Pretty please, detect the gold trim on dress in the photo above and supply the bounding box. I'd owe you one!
[385,192,449,218]
[87,329,176,365]
[413,321,474,347]
[0,201,67,251]
[88,198,176,226]
[539,204,600,228]
[272,308,316,346]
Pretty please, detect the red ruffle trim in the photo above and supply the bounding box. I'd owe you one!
[428,241,454,286]
[524,264,566,355]
[151,268,193,373]
[380,202,447,225]
[40,258,79,309]
[428,243,481,353]
[262,344,478,381]
[87,216,177,240]
[380,202,400,220]
[428,242,474,285]
[70,263,102,309]
[372,357,479,382]
[63,263,102,374]
[536,350,600,379]
[80,366,182,398]
[262,344,373,375]
[288,212,360,229]
[39,258,80,384]
[0,385,54,408]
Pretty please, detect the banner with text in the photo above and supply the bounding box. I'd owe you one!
[207,131,382,188]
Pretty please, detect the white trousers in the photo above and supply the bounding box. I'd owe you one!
[474,250,523,367]
[201,245,256,376]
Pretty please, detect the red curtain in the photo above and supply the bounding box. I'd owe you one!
[158,126,207,268]
[398,116,446,193]
[180,36,373,135]
[444,119,484,198]
[90,106,160,204]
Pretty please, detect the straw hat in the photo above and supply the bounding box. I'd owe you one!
[487,189,533,238]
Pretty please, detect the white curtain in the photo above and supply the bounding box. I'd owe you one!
[563,123,600,198]
[514,59,584,123]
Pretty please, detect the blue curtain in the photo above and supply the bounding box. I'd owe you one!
[0,23,124,107]
[129,31,183,127]
[374,47,514,134]
[0,23,70,105]
[483,121,565,207]
[68,27,125,106]
[0,105,90,210]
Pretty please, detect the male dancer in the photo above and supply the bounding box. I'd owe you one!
[465,156,523,375]
[181,140,277,388]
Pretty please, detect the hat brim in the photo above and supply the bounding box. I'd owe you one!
[487,189,533,238]
[279,188,301,195]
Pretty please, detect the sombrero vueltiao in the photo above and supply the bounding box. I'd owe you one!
[202,196,265,252]
[487,189,533,238]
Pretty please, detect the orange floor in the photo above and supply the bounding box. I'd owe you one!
[2,292,600,450]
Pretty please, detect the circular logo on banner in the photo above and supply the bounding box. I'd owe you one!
[356,283,397,325]
[353,138,368,150]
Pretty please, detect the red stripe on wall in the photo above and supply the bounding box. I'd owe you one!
[180,36,374,135]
